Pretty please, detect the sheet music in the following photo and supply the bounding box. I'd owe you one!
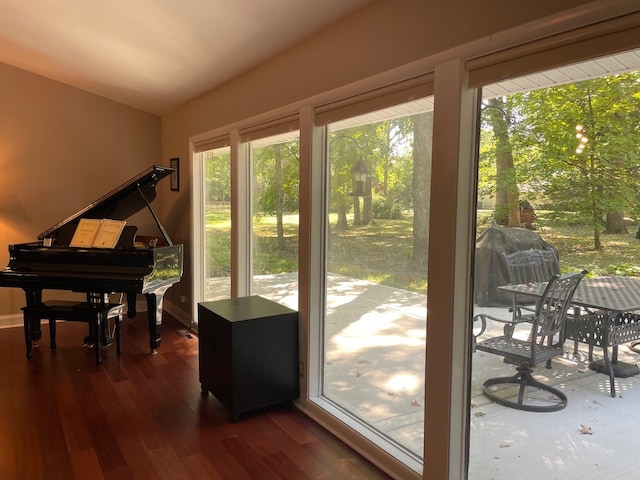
[69,218,126,248]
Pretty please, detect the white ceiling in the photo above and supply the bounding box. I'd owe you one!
[0,0,372,115]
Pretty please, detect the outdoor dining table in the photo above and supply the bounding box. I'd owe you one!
[498,276,640,397]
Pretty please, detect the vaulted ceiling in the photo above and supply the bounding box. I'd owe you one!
[0,2,637,118]
[0,0,372,115]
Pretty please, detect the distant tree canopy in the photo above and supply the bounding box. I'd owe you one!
[479,71,640,250]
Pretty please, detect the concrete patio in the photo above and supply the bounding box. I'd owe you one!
[208,273,640,478]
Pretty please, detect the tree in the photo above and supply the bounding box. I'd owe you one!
[512,72,640,249]
[412,112,432,268]
[484,97,520,227]
[252,139,299,250]
[274,143,285,250]
[205,152,231,203]
[328,133,362,229]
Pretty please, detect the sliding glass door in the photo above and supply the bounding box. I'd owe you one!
[469,50,640,479]
[321,97,433,463]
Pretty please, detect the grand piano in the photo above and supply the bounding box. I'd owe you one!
[0,165,183,353]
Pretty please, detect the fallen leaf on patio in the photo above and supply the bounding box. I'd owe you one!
[355,371,364,377]
[499,442,510,448]
[387,392,394,396]
[357,359,370,364]
[579,424,593,435]
[326,361,332,365]
[474,411,485,417]
[410,399,421,407]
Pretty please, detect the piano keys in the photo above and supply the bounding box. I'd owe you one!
[0,165,183,354]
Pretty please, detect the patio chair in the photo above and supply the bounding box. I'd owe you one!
[473,249,560,340]
[475,270,586,412]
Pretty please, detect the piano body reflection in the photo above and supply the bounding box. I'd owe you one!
[0,165,183,353]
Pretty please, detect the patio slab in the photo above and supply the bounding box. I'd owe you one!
[207,274,640,478]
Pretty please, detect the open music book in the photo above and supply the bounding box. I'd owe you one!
[69,218,127,248]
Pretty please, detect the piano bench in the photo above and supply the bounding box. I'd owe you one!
[21,300,124,365]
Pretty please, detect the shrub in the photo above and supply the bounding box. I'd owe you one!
[372,196,404,219]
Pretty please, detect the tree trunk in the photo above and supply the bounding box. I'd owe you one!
[352,196,362,226]
[362,178,375,226]
[336,204,349,230]
[486,98,520,227]
[605,211,628,234]
[413,112,432,269]
[274,144,285,250]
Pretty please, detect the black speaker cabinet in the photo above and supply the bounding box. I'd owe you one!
[198,296,299,419]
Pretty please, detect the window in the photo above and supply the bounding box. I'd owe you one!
[319,95,433,470]
[469,50,640,479]
[247,131,300,309]
[200,146,231,301]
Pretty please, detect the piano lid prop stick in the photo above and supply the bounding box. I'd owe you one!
[136,184,173,246]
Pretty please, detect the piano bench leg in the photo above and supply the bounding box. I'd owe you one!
[24,328,32,360]
[95,316,102,366]
[49,318,57,350]
[115,316,122,356]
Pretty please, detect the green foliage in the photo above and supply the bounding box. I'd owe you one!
[207,208,640,296]
[328,117,415,216]
[253,140,300,213]
[372,195,404,219]
[480,71,640,248]
[204,152,231,203]
[523,210,640,277]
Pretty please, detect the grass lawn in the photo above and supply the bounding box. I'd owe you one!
[205,209,640,294]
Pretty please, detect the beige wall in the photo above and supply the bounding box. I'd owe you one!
[160,0,586,318]
[0,62,161,315]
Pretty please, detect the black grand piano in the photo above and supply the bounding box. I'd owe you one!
[0,165,183,354]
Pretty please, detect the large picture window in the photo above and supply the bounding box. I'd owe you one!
[320,96,433,466]
[247,131,300,309]
[469,50,640,479]
[200,146,231,302]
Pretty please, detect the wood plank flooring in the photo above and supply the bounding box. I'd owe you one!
[0,315,391,479]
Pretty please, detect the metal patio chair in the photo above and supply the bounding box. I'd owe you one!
[473,249,560,341]
[475,270,586,412]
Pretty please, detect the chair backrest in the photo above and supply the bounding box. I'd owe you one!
[503,249,560,285]
[530,270,586,359]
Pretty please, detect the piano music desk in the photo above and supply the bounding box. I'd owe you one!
[22,300,123,365]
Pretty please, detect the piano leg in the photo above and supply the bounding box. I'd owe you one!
[22,307,33,360]
[145,288,170,354]
[23,289,43,355]
[126,292,137,320]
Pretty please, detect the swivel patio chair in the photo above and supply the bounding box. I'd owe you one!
[475,270,586,412]
[473,249,560,341]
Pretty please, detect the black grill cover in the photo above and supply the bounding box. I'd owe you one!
[474,225,558,306]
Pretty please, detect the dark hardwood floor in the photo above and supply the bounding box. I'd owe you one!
[0,314,391,479]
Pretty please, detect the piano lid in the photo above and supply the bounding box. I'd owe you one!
[38,165,174,241]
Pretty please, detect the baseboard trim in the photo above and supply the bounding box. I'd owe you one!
[1,299,190,330]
